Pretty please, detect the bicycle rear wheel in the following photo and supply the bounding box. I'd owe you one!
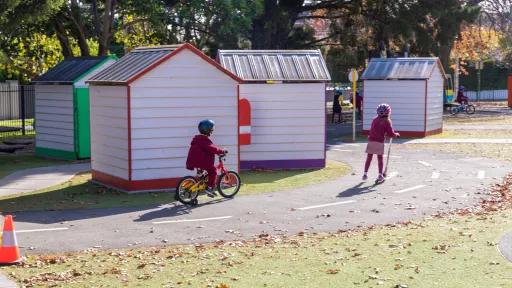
[450,106,459,115]
[217,171,241,198]
[176,176,199,205]
[465,105,476,114]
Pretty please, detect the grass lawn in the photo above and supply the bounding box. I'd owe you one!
[0,161,351,213]
[0,153,70,179]
[444,114,512,125]
[3,210,512,287]
[428,130,512,139]
[0,119,35,138]
[403,143,512,162]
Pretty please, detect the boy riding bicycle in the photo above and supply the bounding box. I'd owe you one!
[186,119,228,198]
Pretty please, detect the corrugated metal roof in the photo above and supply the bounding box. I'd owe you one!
[361,58,441,80]
[88,45,181,84]
[217,50,331,82]
[33,56,111,84]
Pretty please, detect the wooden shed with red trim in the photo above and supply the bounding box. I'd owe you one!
[361,58,445,137]
[87,44,243,192]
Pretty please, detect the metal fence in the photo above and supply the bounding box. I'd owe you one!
[0,84,35,137]
[465,90,508,102]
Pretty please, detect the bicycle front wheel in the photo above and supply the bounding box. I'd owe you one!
[217,171,241,198]
[465,105,476,114]
[176,176,199,205]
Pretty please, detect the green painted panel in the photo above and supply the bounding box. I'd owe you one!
[74,87,91,159]
[35,147,78,160]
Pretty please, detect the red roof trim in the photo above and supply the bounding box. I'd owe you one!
[127,43,243,84]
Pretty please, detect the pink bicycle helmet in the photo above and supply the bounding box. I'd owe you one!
[376,103,391,117]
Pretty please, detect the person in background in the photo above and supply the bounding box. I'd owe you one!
[355,91,363,120]
[332,88,342,123]
[456,86,469,105]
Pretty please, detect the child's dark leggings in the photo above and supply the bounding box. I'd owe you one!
[364,154,383,174]
[206,167,217,188]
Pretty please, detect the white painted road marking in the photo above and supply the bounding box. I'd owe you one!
[345,144,360,147]
[294,200,356,211]
[17,227,69,233]
[431,171,440,179]
[152,216,233,225]
[418,161,432,167]
[386,171,399,179]
[394,185,426,194]
[330,149,353,152]
[478,170,486,179]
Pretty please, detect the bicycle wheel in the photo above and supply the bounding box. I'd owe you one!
[217,171,241,198]
[176,176,199,205]
[465,105,476,114]
[450,106,459,115]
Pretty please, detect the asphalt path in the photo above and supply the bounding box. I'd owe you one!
[9,143,512,254]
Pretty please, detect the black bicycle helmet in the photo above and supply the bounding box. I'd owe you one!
[198,119,215,135]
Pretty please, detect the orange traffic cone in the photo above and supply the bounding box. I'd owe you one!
[0,215,22,264]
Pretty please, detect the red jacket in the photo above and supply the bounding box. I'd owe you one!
[186,135,224,170]
[368,116,398,143]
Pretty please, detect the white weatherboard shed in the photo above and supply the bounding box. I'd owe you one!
[361,58,445,137]
[87,44,242,192]
[32,56,116,160]
[218,50,331,169]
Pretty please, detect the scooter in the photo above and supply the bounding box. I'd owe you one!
[375,137,393,185]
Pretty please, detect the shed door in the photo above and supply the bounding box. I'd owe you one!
[74,87,91,158]
[239,98,251,145]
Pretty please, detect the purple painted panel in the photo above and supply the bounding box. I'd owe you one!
[240,159,326,170]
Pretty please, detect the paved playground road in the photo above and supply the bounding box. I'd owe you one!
[8,143,512,254]
[0,163,91,197]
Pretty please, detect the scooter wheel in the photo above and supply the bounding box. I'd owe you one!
[192,199,199,206]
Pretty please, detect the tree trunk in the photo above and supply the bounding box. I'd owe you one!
[98,0,116,56]
[54,21,74,58]
[68,0,90,56]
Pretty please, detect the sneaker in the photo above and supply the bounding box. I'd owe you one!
[362,174,368,181]
[376,174,385,182]
[205,187,217,198]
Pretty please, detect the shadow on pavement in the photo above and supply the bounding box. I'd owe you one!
[134,197,232,222]
[337,182,376,198]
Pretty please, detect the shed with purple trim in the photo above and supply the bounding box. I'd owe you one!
[218,50,331,170]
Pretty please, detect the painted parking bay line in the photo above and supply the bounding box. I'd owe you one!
[17,227,69,233]
[294,200,356,211]
[478,170,486,179]
[394,185,426,194]
[418,161,432,167]
[330,148,353,152]
[152,216,233,225]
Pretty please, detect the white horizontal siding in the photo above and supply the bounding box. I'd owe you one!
[131,125,237,140]
[90,85,129,180]
[35,85,75,152]
[36,140,73,152]
[242,151,325,160]
[363,80,426,132]
[426,66,444,132]
[131,135,237,149]
[130,49,239,181]
[239,83,325,162]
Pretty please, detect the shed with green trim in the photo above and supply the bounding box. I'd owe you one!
[33,56,117,159]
